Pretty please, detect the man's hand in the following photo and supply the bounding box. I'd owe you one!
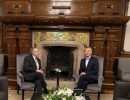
[36,69,43,73]
[40,69,43,73]
[80,72,86,76]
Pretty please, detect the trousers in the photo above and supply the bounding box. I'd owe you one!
[76,74,97,91]
[25,72,48,94]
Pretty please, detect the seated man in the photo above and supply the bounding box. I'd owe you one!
[76,47,99,92]
[22,47,49,95]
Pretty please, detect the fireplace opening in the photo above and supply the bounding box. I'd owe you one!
[45,46,74,80]
[37,40,85,80]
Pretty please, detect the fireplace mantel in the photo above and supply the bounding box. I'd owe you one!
[0,15,130,28]
[37,40,85,76]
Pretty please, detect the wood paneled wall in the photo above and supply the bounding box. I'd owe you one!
[0,0,130,89]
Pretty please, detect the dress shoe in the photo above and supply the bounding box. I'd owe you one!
[37,90,44,95]
[44,90,49,94]
[85,95,91,100]
[31,93,43,100]
[44,87,49,94]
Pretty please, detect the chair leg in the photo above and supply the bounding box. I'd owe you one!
[17,85,20,94]
[34,87,36,93]
[22,90,25,100]
[97,91,100,100]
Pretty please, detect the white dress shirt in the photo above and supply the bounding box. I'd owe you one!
[33,56,39,70]
[85,56,91,68]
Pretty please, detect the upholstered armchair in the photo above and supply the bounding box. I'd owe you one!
[0,55,4,75]
[113,81,130,100]
[75,55,104,100]
[16,54,35,100]
[0,76,8,100]
[113,58,130,100]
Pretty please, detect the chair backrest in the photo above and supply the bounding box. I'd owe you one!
[118,58,130,70]
[117,58,130,81]
[93,55,104,86]
[0,54,4,75]
[16,53,29,74]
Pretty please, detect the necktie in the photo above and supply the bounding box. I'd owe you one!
[35,58,39,70]
[85,57,89,68]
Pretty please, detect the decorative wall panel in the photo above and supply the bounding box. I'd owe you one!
[31,0,94,16]
[4,0,31,14]
[95,0,125,15]
[33,32,90,47]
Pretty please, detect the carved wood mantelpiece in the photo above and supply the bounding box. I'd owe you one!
[0,15,34,24]
[0,0,130,89]
[0,15,129,27]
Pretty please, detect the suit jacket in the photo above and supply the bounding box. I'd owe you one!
[22,54,41,81]
[79,56,99,80]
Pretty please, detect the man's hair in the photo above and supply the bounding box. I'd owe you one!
[30,47,37,54]
[85,46,92,50]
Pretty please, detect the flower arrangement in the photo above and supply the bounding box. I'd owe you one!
[55,68,61,73]
[42,86,76,100]
[42,86,85,100]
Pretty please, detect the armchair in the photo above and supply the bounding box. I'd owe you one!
[75,55,104,100]
[0,76,8,100]
[16,54,35,100]
[113,58,130,100]
[113,81,130,100]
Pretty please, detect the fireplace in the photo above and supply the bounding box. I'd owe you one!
[45,46,74,79]
[37,40,85,78]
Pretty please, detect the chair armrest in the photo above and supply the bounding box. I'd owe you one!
[0,77,8,91]
[0,64,4,75]
[73,75,80,88]
[17,72,24,82]
[98,76,104,87]
[117,69,122,80]
[74,75,80,83]
[113,81,130,100]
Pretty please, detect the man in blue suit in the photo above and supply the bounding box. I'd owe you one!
[22,47,48,95]
[76,47,99,91]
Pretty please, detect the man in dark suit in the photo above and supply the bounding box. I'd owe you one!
[76,47,99,91]
[22,47,48,95]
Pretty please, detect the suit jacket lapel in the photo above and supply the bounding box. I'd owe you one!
[37,58,41,69]
[83,58,86,68]
[30,55,37,69]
